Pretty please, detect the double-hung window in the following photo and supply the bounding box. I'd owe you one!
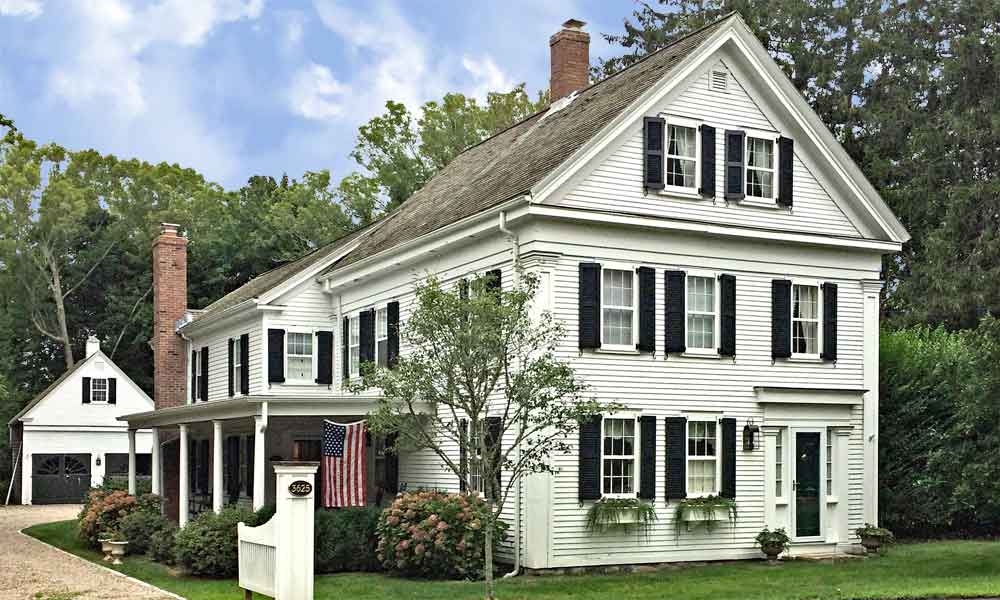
[792,283,821,357]
[376,307,388,367]
[686,274,717,352]
[665,118,698,191]
[232,337,242,395]
[194,352,203,401]
[601,417,637,496]
[91,378,108,403]
[349,315,360,377]
[286,332,314,381]
[468,420,484,494]
[746,134,777,200]
[601,267,636,349]
[687,419,719,496]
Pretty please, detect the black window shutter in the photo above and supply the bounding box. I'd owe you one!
[267,329,285,383]
[387,301,400,368]
[821,282,838,361]
[665,270,686,353]
[721,417,737,499]
[107,378,117,404]
[719,274,736,356]
[191,351,197,401]
[778,136,794,207]
[359,309,375,365]
[342,317,350,379]
[578,263,601,349]
[200,347,209,401]
[643,117,666,191]
[771,280,792,359]
[485,269,501,301]
[239,333,250,395]
[700,125,716,198]
[724,130,746,200]
[665,417,687,500]
[385,433,399,494]
[637,267,656,352]
[82,377,91,404]
[638,415,656,500]
[228,338,235,397]
[315,331,334,384]
[485,416,502,500]
[459,419,468,493]
[245,434,254,497]
[578,415,602,501]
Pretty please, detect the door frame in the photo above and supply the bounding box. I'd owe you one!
[790,427,826,542]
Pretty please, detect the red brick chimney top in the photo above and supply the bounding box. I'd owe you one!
[549,18,590,102]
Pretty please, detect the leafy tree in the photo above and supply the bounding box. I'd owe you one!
[355,272,609,598]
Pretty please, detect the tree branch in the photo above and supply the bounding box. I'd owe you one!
[111,284,152,358]
[63,240,116,299]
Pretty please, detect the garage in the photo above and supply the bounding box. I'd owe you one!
[32,454,91,504]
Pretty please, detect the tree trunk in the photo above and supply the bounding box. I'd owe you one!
[484,501,495,600]
[43,246,74,369]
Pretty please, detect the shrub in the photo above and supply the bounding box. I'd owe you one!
[254,503,276,525]
[119,510,172,555]
[174,505,257,577]
[376,491,506,580]
[148,522,179,565]
[315,507,381,573]
[77,490,161,548]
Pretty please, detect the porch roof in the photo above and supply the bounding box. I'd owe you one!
[118,395,388,428]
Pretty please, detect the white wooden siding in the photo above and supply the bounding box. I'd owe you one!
[189,316,262,403]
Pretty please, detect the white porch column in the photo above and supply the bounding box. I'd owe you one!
[179,424,190,528]
[862,280,883,525]
[127,429,137,496]
[213,420,224,513]
[253,415,266,510]
[150,428,161,496]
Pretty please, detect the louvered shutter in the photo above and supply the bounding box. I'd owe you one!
[578,263,601,349]
[387,301,400,368]
[342,317,350,379]
[724,130,746,200]
[190,351,197,401]
[384,433,399,494]
[643,117,666,191]
[245,434,254,498]
[638,415,656,500]
[637,267,656,352]
[719,274,736,356]
[665,270,686,353]
[700,125,716,198]
[239,333,250,395]
[267,329,285,383]
[578,415,602,501]
[778,136,794,207]
[665,417,687,499]
[359,309,375,366]
[108,378,117,404]
[821,282,838,361]
[721,417,736,499]
[82,377,91,404]
[315,331,333,384]
[459,419,468,493]
[485,416,502,500]
[228,338,235,397]
[771,280,792,359]
[199,347,209,401]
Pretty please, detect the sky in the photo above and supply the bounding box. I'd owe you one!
[0,0,636,189]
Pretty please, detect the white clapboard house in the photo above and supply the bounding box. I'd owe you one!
[8,337,153,505]
[121,14,908,569]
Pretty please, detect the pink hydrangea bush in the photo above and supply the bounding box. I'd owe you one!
[78,489,160,548]
[376,490,507,579]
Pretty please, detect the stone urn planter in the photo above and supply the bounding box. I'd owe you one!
[761,542,784,564]
[860,536,883,555]
[855,523,894,557]
[98,538,114,562]
[108,541,129,565]
[754,527,790,566]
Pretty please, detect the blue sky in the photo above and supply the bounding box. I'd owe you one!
[0,0,636,188]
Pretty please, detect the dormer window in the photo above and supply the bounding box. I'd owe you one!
[91,378,108,403]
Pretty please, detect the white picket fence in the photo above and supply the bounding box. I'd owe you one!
[238,517,276,597]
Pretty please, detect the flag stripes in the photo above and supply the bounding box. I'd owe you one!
[322,419,367,507]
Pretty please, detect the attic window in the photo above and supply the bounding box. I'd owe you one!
[710,69,728,92]
[91,378,108,403]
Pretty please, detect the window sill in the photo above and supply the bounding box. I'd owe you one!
[679,351,721,359]
[277,381,323,388]
[657,188,707,201]
[786,355,824,363]
[738,197,783,209]
[596,347,640,355]
[776,498,789,506]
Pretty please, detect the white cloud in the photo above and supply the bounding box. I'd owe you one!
[0,0,43,19]
[461,55,516,100]
[288,62,349,120]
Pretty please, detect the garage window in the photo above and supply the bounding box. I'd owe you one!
[105,453,152,477]
[91,378,108,403]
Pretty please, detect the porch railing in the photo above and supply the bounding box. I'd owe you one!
[238,517,276,597]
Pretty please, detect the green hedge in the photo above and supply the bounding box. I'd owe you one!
[315,507,381,573]
[174,506,257,577]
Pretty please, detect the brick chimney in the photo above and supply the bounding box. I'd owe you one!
[549,18,590,101]
[151,223,188,410]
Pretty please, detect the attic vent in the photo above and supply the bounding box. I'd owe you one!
[710,69,728,92]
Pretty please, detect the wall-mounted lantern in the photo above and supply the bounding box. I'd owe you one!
[96,456,102,467]
[743,418,760,451]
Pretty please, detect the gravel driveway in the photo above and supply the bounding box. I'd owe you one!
[0,504,172,600]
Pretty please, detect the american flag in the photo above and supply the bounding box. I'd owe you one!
[322,420,367,507]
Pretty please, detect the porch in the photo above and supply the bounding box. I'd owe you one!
[118,396,398,526]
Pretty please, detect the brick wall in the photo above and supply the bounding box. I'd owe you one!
[151,224,188,410]
[549,21,590,101]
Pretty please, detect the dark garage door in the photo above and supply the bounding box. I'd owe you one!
[32,454,91,504]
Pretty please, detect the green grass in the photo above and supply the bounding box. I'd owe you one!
[24,520,1000,600]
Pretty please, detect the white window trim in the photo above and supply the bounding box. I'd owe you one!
[90,377,109,403]
[744,128,780,203]
[193,349,203,402]
[660,115,701,198]
[284,329,316,383]
[348,315,361,378]
[600,412,640,499]
[375,306,389,368]
[684,271,720,355]
[775,427,788,505]
[685,416,722,498]
[790,279,823,360]
[232,336,243,397]
[599,264,639,352]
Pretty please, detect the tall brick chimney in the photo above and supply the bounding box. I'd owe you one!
[549,18,590,101]
[151,223,188,410]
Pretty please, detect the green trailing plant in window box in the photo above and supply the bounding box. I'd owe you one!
[585,498,657,533]
[673,495,738,533]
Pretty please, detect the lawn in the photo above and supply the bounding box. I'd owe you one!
[24,520,1000,600]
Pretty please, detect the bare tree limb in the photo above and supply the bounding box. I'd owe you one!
[62,240,116,299]
[111,284,152,358]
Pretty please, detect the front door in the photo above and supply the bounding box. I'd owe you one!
[792,431,823,540]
